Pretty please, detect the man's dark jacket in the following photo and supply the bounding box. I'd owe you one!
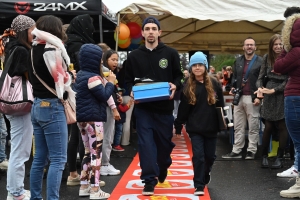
[231,54,263,101]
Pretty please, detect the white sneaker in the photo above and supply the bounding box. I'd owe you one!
[7,190,31,200]
[0,159,8,170]
[277,166,298,178]
[280,177,300,198]
[100,164,120,176]
[79,185,91,197]
[89,188,110,199]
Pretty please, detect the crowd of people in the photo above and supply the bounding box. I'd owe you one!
[0,5,299,200]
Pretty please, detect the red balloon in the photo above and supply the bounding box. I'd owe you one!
[127,22,141,38]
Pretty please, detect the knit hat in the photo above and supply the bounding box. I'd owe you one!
[11,15,35,33]
[189,51,208,69]
[117,87,126,94]
[142,16,160,30]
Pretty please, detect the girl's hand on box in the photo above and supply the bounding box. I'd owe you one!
[169,82,176,100]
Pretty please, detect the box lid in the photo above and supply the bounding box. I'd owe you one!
[133,82,169,92]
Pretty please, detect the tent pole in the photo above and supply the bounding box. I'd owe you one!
[99,0,103,43]
[115,12,120,51]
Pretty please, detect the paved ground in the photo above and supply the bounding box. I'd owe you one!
[0,131,296,200]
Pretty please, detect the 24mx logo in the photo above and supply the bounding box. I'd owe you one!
[33,1,87,11]
[14,2,30,14]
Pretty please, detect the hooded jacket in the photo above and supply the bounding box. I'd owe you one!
[125,43,183,115]
[174,77,225,138]
[75,44,114,122]
[66,14,95,72]
[274,14,300,97]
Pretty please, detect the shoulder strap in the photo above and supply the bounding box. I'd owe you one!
[30,49,58,97]
[244,54,257,80]
[0,47,18,90]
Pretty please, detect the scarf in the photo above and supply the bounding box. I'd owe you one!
[31,28,76,110]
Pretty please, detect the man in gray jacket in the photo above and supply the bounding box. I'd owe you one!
[222,37,263,160]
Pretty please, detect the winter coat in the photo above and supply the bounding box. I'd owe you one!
[75,44,114,122]
[274,14,300,97]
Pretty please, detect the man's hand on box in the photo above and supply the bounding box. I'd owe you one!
[169,82,176,100]
[130,91,139,104]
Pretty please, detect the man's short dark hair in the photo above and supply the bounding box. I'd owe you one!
[243,37,255,45]
[284,7,300,18]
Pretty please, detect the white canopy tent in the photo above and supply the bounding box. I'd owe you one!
[103,0,297,54]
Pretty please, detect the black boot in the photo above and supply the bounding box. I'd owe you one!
[271,148,284,169]
[261,155,269,168]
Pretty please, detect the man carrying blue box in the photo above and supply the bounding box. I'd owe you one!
[125,16,183,196]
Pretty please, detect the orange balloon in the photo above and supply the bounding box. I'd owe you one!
[116,23,130,40]
[118,38,131,49]
[114,32,128,44]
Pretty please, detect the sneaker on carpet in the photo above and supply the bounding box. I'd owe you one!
[100,181,105,187]
[112,145,125,152]
[158,169,168,183]
[222,152,242,159]
[245,151,255,160]
[67,174,80,186]
[89,188,110,199]
[277,166,298,178]
[7,190,31,200]
[0,159,9,170]
[205,172,211,185]
[142,184,154,196]
[79,185,91,197]
[194,188,205,196]
[100,164,120,176]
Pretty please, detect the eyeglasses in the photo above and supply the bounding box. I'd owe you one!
[244,44,255,47]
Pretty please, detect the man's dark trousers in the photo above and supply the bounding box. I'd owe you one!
[134,107,175,186]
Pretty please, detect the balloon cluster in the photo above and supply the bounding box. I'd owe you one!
[114,22,143,50]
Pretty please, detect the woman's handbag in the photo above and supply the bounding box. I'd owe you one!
[31,50,76,124]
[0,47,34,115]
[262,54,269,88]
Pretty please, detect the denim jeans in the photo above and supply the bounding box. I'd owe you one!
[0,114,7,162]
[30,98,68,200]
[284,96,300,172]
[6,113,33,197]
[113,122,123,146]
[189,132,217,190]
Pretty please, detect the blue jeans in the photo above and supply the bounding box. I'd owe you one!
[134,107,175,186]
[189,132,217,190]
[30,98,68,200]
[113,122,123,146]
[285,96,300,172]
[6,113,33,197]
[0,114,7,162]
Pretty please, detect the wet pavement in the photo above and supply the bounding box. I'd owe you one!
[0,131,296,200]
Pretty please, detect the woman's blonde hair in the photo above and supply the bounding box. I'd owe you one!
[183,69,216,105]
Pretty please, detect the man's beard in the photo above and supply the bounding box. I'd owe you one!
[245,49,254,55]
[146,38,156,44]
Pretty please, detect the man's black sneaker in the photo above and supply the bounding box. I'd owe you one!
[194,187,205,196]
[158,169,168,183]
[142,184,154,196]
[204,172,211,185]
[245,151,255,160]
[222,152,242,159]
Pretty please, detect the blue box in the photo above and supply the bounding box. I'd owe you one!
[133,82,171,103]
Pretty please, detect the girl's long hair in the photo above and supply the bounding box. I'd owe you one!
[183,69,216,105]
[267,34,282,67]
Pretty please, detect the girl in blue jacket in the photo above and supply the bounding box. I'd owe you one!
[76,44,116,199]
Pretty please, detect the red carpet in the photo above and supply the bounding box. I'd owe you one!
[109,128,211,200]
